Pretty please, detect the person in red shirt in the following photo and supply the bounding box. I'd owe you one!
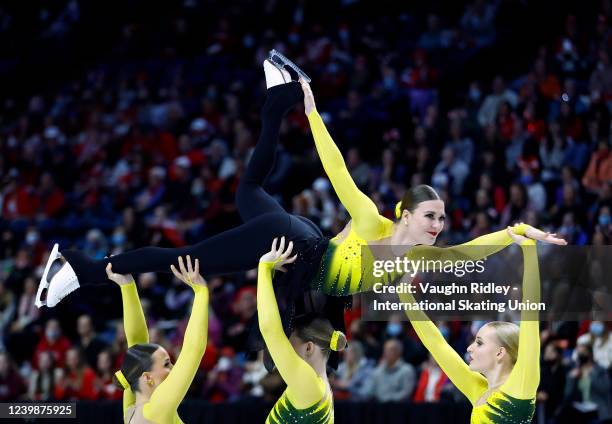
[54,347,97,400]
[413,354,450,402]
[93,350,122,400]
[33,319,71,369]
[582,140,612,193]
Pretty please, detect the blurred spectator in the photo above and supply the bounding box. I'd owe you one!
[445,118,475,167]
[383,314,428,367]
[363,339,416,402]
[241,350,267,399]
[33,319,71,369]
[333,341,373,400]
[348,319,381,360]
[202,348,243,402]
[6,277,40,363]
[109,322,127,369]
[576,321,612,370]
[582,140,612,194]
[54,347,97,400]
[477,76,518,127]
[93,350,122,400]
[0,282,15,350]
[223,286,256,351]
[432,146,469,196]
[259,369,286,403]
[537,343,567,422]
[75,314,108,369]
[0,351,26,401]
[28,350,56,401]
[562,344,612,423]
[412,354,450,403]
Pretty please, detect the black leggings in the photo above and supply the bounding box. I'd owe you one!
[63,83,319,286]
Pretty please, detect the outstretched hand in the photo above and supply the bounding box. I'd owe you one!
[506,226,529,245]
[259,236,298,273]
[518,223,568,245]
[300,78,316,115]
[170,255,207,288]
[105,263,134,286]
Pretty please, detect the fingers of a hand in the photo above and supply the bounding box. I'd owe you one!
[278,266,287,273]
[178,256,188,276]
[186,255,194,275]
[271,237,278,253]
[281,241,293,259]
[170,264,183,282]
[286,254,298,264]
[195,258,200,276]
[105,263,113,277]
[278,236,285,254]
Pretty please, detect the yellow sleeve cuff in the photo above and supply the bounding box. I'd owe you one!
[512,223,529,236]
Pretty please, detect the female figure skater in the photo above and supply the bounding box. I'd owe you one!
[107,255,208,424]
[258,236,345,423]
[399,229,541,423]
[293,78,565,298]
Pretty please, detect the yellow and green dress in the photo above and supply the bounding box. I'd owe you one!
[258,260,334,424]
[399,240,540,424]
[306,109,530,297]
[119,281,209,424]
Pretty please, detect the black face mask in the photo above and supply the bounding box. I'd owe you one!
[577,354,591,365]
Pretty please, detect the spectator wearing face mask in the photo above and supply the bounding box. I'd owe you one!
[562,344,612,423]
[576,321,612,369]
[33,319,71,368]
[384,314,428,367]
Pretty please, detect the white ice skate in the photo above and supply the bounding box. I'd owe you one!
[35,244,80,308]
[268,49,311,83]
[264,59,292,88]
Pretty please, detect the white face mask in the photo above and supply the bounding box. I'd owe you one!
[26,232,39,245]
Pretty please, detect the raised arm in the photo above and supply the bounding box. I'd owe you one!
[257,238,325,408]
[411,224,529,264]
[503,239,541,399]
[106,264,149,416]
[145,257,209,422]
[412,223,566,263]
[398,284,488,405]
[302,81,387,240]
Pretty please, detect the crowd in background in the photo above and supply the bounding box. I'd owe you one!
[0,0,611,423]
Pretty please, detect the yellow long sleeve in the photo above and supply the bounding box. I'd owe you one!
[398,288,488,405]
[503,240,540,399]
[144,285,209,423]
[399,237,541,405]
[409,224,529,263]
[307,110,388,240]
[257,261,325,408]
[119,282,149,415]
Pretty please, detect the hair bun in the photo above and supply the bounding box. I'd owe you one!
[329,330,348,352]
[395,201,402,220]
